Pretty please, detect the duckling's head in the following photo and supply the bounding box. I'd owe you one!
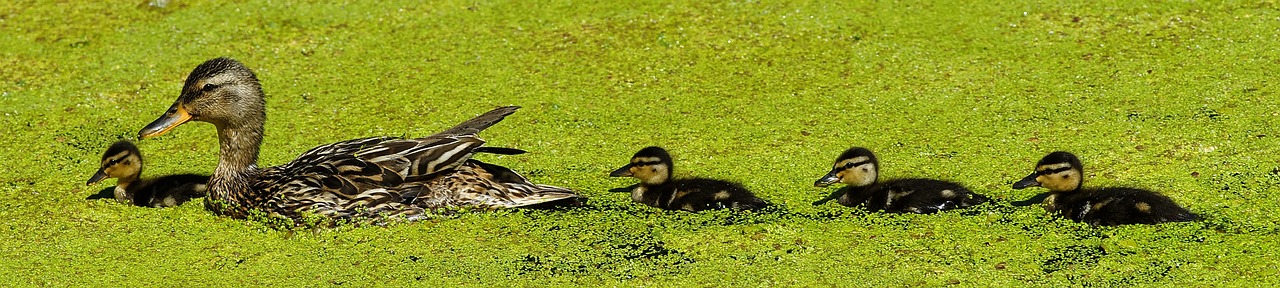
[814,147,879,187]
[87,141,143,186]
[140,57,266,139]
[1012,151,1084,192]
[610,146,673,185]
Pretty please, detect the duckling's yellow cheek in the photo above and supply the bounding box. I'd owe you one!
[630,166,652,180]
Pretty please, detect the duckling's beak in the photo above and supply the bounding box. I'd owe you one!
[609,164,634,177]
[139,103,192,139]
[1012,172,1041,189]
[86,168,109,186]
[814,170,840,187]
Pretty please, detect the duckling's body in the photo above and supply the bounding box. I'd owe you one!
[87,141,208,208]
[136,58,581,222]
[611,146,767,212]
[1013,151,1196,226]
[814,147,985,214]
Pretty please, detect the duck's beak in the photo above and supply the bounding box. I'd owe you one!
[1012,172,1041,189]
[814,170,840,187]
[139,103,192,139]
[609,164,634,177]
[86,168,109,186]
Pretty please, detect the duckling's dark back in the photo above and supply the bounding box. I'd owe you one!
[667,178,767,212]
[1051,187,1196,226]
[140,174,210,208]
[838,178,985,214]
[881,178,986,213]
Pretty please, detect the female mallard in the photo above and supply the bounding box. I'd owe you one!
[137,57,581,222]
[813,147,987,213]
[609,146,768,212]
[1012,151,1196,226]
[86,140,208,208]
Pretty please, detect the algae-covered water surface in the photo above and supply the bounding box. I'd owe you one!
[1,0,1277,286]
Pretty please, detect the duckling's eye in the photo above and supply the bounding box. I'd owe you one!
[844,162,855,169]
[201,83,218,92]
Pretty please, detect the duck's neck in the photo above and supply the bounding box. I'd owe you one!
[208,123,264,217]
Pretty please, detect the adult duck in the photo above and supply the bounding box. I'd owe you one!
[138,57,580,223]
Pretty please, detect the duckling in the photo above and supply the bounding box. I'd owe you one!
[609,146,767,212]
[86,141,208,208]
[1012,151,1196,226]
[813,147,986,213]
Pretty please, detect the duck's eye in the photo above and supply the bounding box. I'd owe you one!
[844,162,855,169]
[202,83,218,92]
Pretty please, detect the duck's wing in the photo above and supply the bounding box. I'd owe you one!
[254,107,524,219]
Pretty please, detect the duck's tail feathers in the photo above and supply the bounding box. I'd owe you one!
[473,147,527,155]
[467,160,583,208]
[502,183,585,208]
[432,106,521,137]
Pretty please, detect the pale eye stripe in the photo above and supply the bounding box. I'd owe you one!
[632,157,662,164]
[1037,163,1072,171]
[1038,166,1073,175]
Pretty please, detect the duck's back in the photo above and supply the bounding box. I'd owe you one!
[1053,188,1196,226]
[252,135,578,220]
[250,135,480,219]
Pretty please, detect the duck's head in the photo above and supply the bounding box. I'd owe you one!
[814,147,879,187]
[139,57,266,139]
[610,146,673,185]
[1012,151,1084,192]
[87,141,143,185]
